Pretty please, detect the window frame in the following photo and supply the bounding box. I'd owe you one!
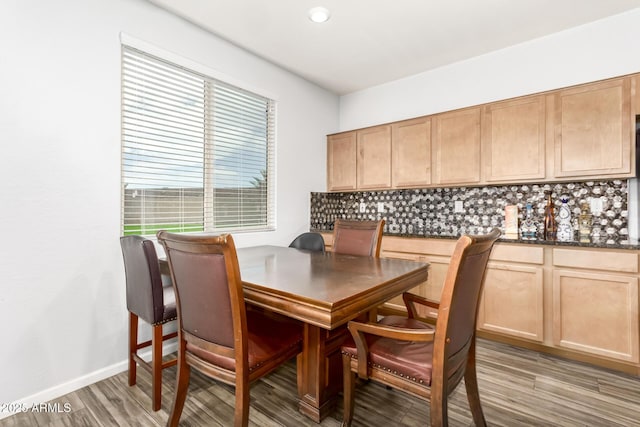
[120,40,277,236]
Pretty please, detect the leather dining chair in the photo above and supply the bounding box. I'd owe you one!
[331,219,385,257]
[157,231,304,427]
[332,219,385,321]
[119,235,178,411]
[288,232,326,252]
[341,228,501,427]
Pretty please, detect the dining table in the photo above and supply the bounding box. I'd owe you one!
[234,245,430,422]
[160,244,429,422]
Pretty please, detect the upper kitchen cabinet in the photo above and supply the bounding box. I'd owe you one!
[552,77,635,179]
[433,107,481,185]
[327,73,638,192]
[391,116,431,188]
[327,131,357,191]
[482,95,547,183]
[356,124,392,189]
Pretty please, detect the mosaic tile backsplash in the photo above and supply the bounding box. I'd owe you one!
[310,180,630,244]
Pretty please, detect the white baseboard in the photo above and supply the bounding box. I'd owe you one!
[0,341,178,421]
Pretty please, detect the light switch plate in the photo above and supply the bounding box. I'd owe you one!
[359,202,366,213]
[377,202,385,212]
[454,200,464,213]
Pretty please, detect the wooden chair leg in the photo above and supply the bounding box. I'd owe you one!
[430,392,449,427]
[128,312,138,387]
[429,373,448,427]
[235,377,250,427]
[151,323,163,412]
[168,340,190,427]
[341,354,356,427]
[464,339,487,427]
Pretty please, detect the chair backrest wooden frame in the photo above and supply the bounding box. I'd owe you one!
[332,219,385,257]
[158,232,248,383]
[158,231,303,427]
[429,228,500,424]
[342,228,501,427]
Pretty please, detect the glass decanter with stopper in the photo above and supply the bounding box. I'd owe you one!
[556,196,574,242]
[520,203,537,240]
[578,202,592,243]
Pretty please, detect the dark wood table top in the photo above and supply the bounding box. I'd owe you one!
[237,245,430,329]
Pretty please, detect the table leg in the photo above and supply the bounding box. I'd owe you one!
[297,323,349,422]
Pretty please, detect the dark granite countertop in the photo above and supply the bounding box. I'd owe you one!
[311,228,640,251]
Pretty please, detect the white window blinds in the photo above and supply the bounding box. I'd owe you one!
[121,46,276,235]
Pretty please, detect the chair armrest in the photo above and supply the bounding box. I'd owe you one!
[402,292,440,319]
[349,320,435,342]
[347,320,435,379]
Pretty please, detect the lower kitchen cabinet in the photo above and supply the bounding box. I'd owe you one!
[380,237,455,318]
[552,248,639,363]
[318,233,640,374]
[478,244,544,342]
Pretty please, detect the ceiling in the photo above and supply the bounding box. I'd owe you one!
[147,0,640,95]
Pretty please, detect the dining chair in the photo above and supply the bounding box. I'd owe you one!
[119,235,178,411]
[332,218,385,257]
[288,232,326,252]
[156,231,304,427]
[341,228,501,427]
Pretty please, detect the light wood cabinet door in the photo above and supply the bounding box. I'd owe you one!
[391,117,431,188]
[552,269,639,363]
[478,263,544,342]
[356,125,392,189]
[327,131,356,191]
[380,237,456,318]
[433,107,481,185]
[482,95,546,182]
[382,252,450,319]
[553,77,634,179]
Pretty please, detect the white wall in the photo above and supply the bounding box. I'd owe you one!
[0,0,337,412]
[340,9,640,130]
[339,8,640,240]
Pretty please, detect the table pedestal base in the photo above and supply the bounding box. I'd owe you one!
[297,323,349,422]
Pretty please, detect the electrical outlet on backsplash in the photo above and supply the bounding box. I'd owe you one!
[310,180,630,245]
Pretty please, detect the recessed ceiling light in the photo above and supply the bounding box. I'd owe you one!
[308,7,331,23]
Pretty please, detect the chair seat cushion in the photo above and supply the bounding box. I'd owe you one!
[341,315,435,385]
[187,309,302,372]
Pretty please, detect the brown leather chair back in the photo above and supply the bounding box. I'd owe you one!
[120,235,174,325]
[157,232,243,351]
[341,228,500,427]
[332,219,385,257]
[432,228,501,391]
[158,231,303,427]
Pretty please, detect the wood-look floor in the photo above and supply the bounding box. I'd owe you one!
[3,338,640,426]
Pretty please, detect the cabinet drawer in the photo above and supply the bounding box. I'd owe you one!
[553,248,638,273]
[382,237,456,257]
[490,244,543,264]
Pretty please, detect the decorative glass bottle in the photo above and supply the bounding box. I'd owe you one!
[520,203,537,240]
[578,202,592,243]
[556,196,573,242]
[543,191,557,240]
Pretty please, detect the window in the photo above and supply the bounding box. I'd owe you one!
[121,46,276,235]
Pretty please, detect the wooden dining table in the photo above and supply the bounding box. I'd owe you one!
[235,245,430,422]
